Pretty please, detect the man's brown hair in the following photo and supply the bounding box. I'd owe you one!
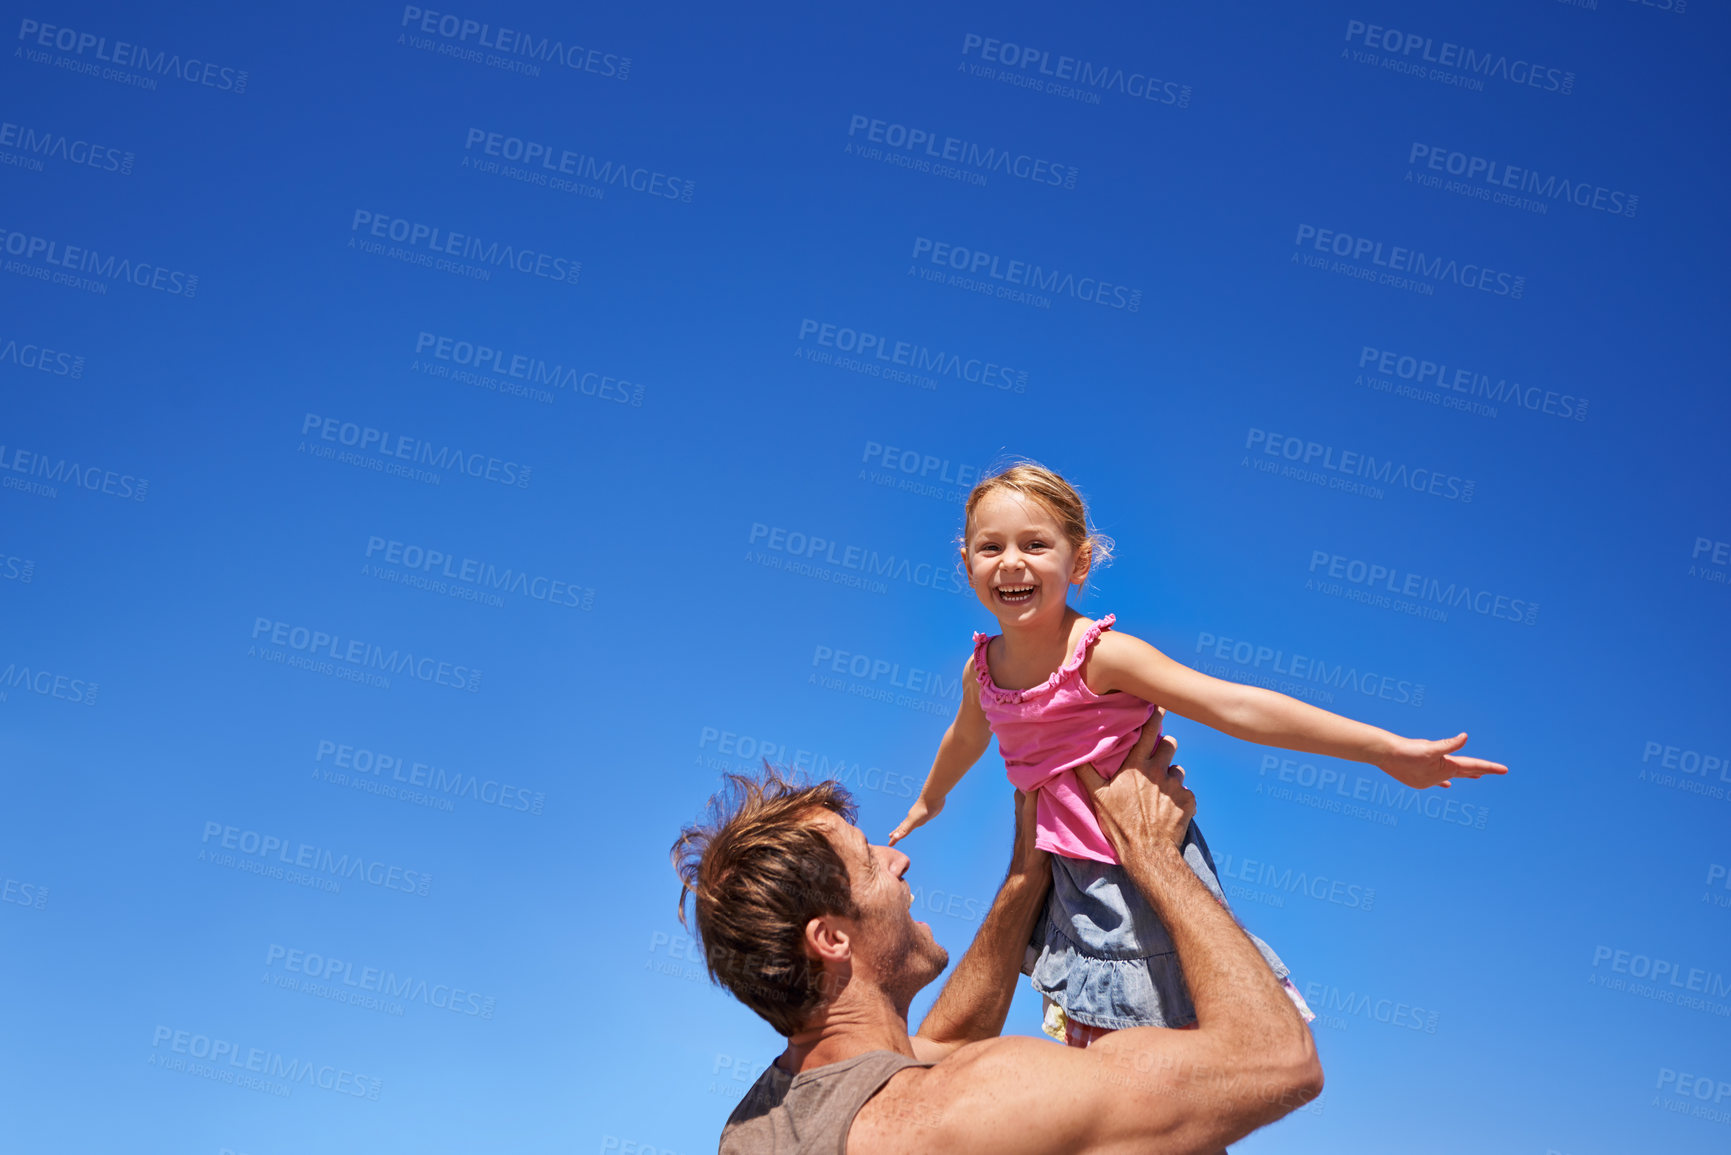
[672,768,861,1036]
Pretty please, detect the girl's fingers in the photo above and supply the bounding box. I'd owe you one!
[1446,756,1509,776]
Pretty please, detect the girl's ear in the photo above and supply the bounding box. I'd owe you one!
[1071,541,1093,586]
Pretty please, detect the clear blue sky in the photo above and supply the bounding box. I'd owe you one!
[2,1,1728,1152]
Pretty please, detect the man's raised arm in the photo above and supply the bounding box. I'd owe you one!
[911,788,1050,1060]
[1078,747,1323,1149]
[852,721,1323,1155]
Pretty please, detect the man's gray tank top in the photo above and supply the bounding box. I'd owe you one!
[719,1050,933,1154]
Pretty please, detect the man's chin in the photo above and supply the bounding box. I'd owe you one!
[920,932,950,978]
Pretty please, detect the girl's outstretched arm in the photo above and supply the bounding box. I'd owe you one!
[890,656,994,844]
[1087,631,1508,790]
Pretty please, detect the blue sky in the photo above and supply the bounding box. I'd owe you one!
[2,1,1728,1152]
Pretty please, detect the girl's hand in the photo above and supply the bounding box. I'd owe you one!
[1377,733,1509,789]
[888,796,943,846]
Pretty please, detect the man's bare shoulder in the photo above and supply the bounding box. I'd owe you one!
[850,1030,1237,1155]
[848,1037,1056,1155]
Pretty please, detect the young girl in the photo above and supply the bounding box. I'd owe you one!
[888,463,1507,1047]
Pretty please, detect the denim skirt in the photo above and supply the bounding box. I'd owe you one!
[1023,821,1294,1030]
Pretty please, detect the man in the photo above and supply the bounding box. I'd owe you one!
[672,710,1323,1153]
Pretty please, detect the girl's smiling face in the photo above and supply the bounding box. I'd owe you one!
[964,490,1088,628]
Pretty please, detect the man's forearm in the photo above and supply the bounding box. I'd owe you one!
[915,869,1048,1048]
[1118,837,1306,1047]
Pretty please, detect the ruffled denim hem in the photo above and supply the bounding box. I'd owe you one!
[1021,822,1294,1030]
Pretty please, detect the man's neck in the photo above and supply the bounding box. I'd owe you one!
[779,988,916,1074]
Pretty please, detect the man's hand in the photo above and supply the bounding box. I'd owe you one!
[1376,732,1509,790]
[1075,710,1195,860]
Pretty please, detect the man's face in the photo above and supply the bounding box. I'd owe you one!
[808,811,949,1005]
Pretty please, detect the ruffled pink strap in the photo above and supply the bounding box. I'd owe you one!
[1065,614,1116,677]
[970,631,999,699]
[972,614,1116,704]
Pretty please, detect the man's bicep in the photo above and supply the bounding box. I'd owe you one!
[907,1034,956,1064]
[854,1035,1224,1155]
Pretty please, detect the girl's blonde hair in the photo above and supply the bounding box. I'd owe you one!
[961,462,1114,583]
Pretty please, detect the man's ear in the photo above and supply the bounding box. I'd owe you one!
[804,914,853,966]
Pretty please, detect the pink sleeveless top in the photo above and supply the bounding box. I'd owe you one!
[972,615,1158,865]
